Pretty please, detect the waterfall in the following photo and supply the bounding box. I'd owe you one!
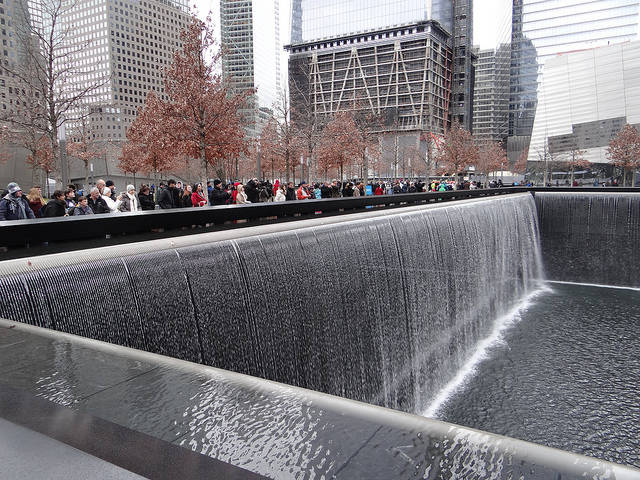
[0,193,543,414]
[535,192,640,288]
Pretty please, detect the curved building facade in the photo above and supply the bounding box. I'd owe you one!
[527,41,640,167]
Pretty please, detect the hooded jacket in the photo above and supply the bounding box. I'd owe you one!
[0,194,36,220]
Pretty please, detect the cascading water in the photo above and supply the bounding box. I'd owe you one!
[535,192,640,287]
[0,193,543,414]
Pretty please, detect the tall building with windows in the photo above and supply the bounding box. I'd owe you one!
[472,43,510,144]
[220,0,282,137]
[57,0,189,185]
[509,0,640,161]
[288,0,475,131]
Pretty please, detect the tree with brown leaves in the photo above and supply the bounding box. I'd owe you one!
[607,124,640,186]
[513,149,529,175]
[257,118,287,180]
[163,15,249,193]
[26,137,55,197]
[434,122,478,177]
[4,0,109,183]
[67,118,104,190]
[123,92,178,187]
[475,142,507,185]
[317,112,364,181]
[0,125,12,165]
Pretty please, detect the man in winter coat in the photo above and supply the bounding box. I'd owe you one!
[245,178,260,203]
[157,179,178,209]
[0,183,36,220]
[87,187,110,214]
[285,182,297,201]
[209,179,231,205]
[42,190,67,217]
[320,182,332,199]
[296,181,310,200]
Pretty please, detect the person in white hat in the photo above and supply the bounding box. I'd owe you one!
[0,182,35,220]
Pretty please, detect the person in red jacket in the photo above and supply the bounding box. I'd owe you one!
[296,181,310,200]
[191,183,207,207]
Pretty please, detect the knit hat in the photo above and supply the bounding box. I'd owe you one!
[126,184,135,192]
[213,179,222,186]
[7,182,21,194]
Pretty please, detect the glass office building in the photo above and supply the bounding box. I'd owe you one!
[527,41,640,168]
[509,0,640,161]
[220,0,283,137]
[290,0,453,43]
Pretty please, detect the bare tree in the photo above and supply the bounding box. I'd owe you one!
[3,0,110,182]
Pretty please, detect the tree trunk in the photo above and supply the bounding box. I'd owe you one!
[363,149,368,188]
[84,162,89,192]
[285,151,290,183]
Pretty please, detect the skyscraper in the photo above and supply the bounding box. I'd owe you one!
[220,0,283,137]
[472,43,510,144]
[509,0,640,161]
[288,0,475,131]
[290,0,454,43]
[60,0,190,185]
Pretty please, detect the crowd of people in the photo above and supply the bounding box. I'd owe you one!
[0,176,519,221]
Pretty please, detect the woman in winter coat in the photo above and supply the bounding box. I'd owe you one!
[274,185,286,202]
[42,190,67,217]
[191,183,207,207]
[117,185,141,212]
[179,184,193,207]
[26,187,45,217]
[235,184,249,204]
[138,185,155,210]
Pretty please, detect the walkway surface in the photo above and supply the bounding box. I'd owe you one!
[1,319,638,480]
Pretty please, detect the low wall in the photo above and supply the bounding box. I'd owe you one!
[535,192,640,287]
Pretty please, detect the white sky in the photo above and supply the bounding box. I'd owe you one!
[474,0,512,50]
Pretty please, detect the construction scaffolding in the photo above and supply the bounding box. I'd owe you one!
[287,21,453,135]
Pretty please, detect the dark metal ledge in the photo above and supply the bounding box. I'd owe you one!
[1,187,639,258]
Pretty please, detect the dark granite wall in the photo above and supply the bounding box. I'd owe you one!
[535,192,640,288]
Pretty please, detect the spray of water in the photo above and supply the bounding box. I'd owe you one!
[423,283,552,419]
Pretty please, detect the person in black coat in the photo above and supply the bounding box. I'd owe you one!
[285,182,297,201]
[245,178,260,203]
[138,185,155,210]
[209,179,231,205]
[157,179,177,209]
[42,190,67,217]
[320,182,332,199]
[87,188,109,214]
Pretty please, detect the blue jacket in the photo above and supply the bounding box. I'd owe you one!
[0,194,35,220]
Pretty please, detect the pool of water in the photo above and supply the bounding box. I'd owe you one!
[435,282,640,468]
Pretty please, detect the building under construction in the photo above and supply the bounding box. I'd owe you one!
[287,21,453,135]
[286,0,475,177]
